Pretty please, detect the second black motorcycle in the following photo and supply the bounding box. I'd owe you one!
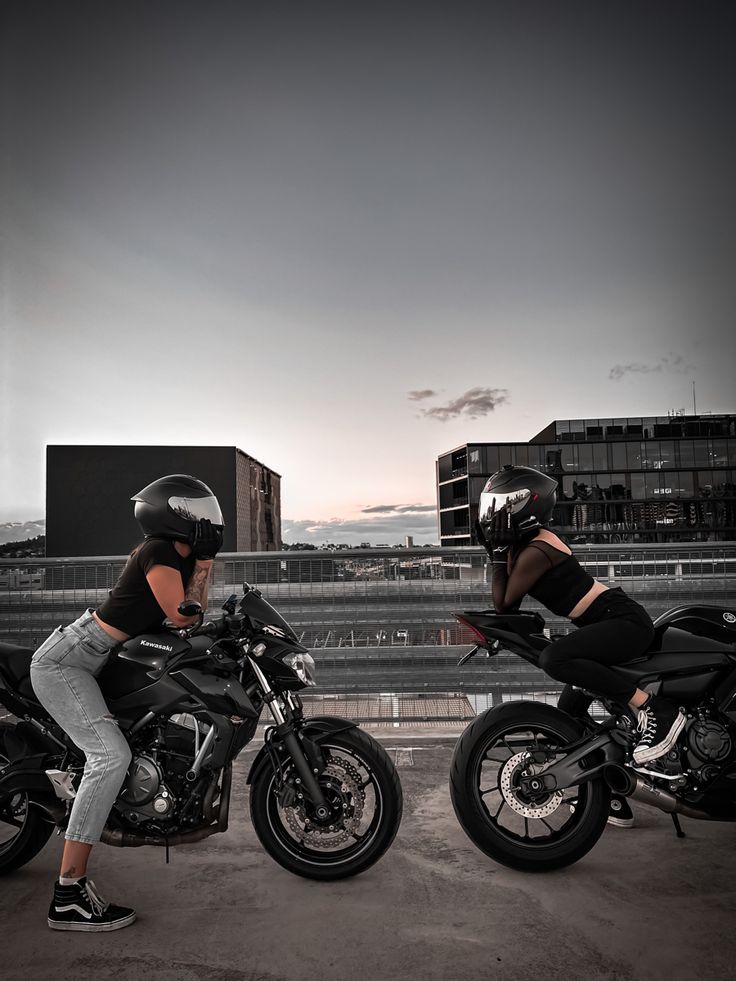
[0,585,402,879]
[450,603,736,871]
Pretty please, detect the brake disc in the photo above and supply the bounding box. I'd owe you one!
[283,758,365,849]
[499,751,564,819]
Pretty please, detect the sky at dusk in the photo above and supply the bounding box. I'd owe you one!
[2,1,735,544]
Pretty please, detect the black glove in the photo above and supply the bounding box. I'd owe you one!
[489,505,516,550]
[190,518,223,560]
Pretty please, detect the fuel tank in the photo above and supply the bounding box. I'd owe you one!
[99,631,191,699]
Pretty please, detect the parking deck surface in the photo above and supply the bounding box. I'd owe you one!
[1,731,735,981]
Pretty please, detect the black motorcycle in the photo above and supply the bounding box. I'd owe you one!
[449,603,736,871]
[0,585,402,879]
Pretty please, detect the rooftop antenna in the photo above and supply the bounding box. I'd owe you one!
[692,380,697,416]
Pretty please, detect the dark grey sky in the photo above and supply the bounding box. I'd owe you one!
[2,1,735,542]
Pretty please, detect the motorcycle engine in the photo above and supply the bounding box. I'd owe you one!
[115,715,199,826]
[118,755,174,822]
[682,712,733,782]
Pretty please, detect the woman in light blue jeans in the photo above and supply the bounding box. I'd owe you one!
[30,610,132,846]
[29,473,224,932]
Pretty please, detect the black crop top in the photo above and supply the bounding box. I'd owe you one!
[491,539,595,618]
[96,538,196,637]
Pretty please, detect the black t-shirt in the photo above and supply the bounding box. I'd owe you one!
[96,538,196,637]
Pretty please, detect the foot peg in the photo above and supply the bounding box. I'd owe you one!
[45,770,77,800]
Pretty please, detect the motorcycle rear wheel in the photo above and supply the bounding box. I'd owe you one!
[0,722,54,875]
[450,702,610,872]
[249,727,402,880]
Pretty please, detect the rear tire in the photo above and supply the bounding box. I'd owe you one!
[450,702,609,872]
[0,722,55,874]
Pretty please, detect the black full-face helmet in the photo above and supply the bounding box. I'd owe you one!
[478,465,558,539]
[131,474,224,543]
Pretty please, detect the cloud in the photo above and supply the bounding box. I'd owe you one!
[609,354,693,382]
[361,503,436,514]
[283,505,438,546]
[0,519,45,545]
[418,386,509,421]
[407,389,437,401]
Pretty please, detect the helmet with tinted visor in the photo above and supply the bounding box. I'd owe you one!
[132,474,224,542]
[478,466,558,537]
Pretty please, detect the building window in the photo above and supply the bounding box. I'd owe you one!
[626,442,644,469]
[483,446,499,473]
[611,442,627,471]
[630,473,646,499]
[711,439,728,467]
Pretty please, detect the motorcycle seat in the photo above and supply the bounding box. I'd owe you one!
[0,642,35,699]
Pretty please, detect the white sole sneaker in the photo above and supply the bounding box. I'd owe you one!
[48,911,136,932]
[633,710,687,764]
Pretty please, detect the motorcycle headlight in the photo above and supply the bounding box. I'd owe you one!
[283,652,317,687]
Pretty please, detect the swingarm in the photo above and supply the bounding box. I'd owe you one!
[517,726,630,797]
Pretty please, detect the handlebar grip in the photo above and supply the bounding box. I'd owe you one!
[190,619,219,638]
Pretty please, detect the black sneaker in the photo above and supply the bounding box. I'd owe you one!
[607,795,634,828]
[48,877,136,932]
[633,696,686,764]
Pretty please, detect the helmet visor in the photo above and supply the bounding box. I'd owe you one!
[168,495,224,526]
[478,487,531,523]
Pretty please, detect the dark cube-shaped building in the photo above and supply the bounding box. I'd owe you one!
[46,445,281,556]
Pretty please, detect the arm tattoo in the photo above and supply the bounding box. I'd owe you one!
[185,563,211,610]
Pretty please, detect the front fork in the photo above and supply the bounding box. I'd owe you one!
[248,657,329,811]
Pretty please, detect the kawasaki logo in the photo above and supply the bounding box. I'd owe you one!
[140,640,174,652]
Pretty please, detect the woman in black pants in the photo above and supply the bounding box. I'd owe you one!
[475,466,686,786]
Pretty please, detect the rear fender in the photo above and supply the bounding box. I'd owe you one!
[246,716,358,785]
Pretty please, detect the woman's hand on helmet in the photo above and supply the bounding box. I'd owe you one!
[190,518,224,561]
[490,504,516,549]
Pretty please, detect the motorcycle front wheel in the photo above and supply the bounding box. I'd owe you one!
[450,702,610,872]
[249,727,402,880]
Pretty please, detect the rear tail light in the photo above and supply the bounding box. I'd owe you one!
[454,614,488,644]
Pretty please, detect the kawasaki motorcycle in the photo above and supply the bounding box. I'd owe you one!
[0,586,402,879]
[449,604,736,871]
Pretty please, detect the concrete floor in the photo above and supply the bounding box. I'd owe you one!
[2,731,735,981]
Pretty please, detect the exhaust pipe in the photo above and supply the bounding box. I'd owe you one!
[603,764,715,821]
[101,764,232,848]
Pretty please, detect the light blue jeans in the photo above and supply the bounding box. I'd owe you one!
[30,609,131,844]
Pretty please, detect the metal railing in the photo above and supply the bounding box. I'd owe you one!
[2,544,735,722]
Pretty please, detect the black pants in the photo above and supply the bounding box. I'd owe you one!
[538,588,654,705]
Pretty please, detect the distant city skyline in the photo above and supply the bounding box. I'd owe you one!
[3,2,735,544]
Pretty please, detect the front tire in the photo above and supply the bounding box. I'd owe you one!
[0,722,55,875]
[450,702,610,872]
[249,727,402,880]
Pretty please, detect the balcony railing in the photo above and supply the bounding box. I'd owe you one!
[3,544,735,721]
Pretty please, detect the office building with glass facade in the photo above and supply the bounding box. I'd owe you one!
[437,413,736,545]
